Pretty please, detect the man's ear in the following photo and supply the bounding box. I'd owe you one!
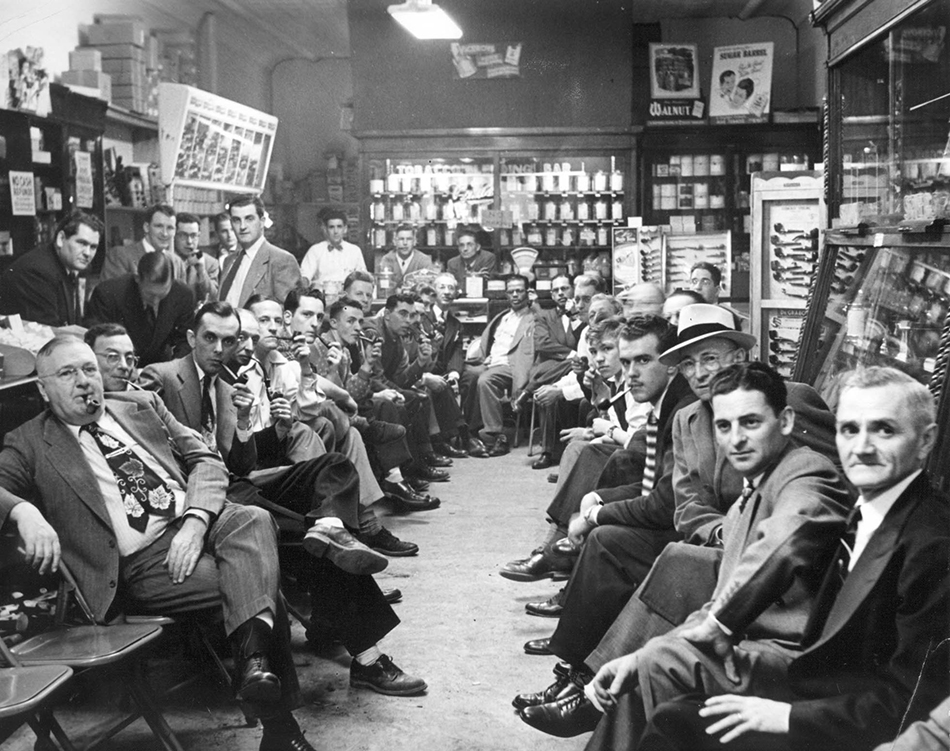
[35,379,49,403]
[779,406,795,436]
[282,310,292,327]
[186,329,196,349]
[54,230,66,250]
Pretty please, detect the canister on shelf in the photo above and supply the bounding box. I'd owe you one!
[763,153,780,171]
[372,199,386,221]
[386,173,400,192]
[444,227,455,246]
[610,170,624,191]
[426,226,439,247]
[593,171,608,191]
[527,201,540,221]
[562,226,575,246]
[577,198,590,221]
[680,155,694,177]
[545,226,558,246]
[561,198,574,221]
[746,154,763,173]
[694,182,709,209]
[710,155,726,175]
[374,228,387,248]
[595,198,608,220]
[391,202,405,221]
[612,199,624,219]
[542,173,557,192]
[370,179,385,194]
[596,226,609,246]
[544,199,558,221]
[576,171,591,192]
[693,155,709,176]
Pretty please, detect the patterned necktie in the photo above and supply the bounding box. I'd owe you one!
[738,478,756,513]
[200,375,216,452]
[220,249,246,299]
[836,506,864,581]
[641,411,660,497]
[81,422,175,533]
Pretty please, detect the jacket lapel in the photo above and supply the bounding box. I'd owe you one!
[42,416,112,529]
[105,399,187,489]
[241,244,270,302]
[175,357,201,428]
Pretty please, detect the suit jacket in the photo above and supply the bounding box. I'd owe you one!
[379,249,434,289]
[596,373,698,527]
[363,318,425,390]
[533,306,581,362]
[84,274,195,367]
[468,307,536,396]
[673,381,839,546]
[446,249,498,288]
[0,392,227,623]
[100,241,185,283]
[0,243,83,326]
[174,252,220,303]
[139,355,257,476]
[784,472,950,750]
[429,307,464,376]
[219,240,301,308]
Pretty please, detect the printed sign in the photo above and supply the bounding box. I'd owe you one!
[74,151,94,209]
[9,170,36,216]
[709,42,773,121]
[451,42,522,79]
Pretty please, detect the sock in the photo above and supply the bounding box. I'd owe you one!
[255,611,275,630]
[386,468,404,483]
[540,523,566,550]
[359,507,382,536]
[355,644,383,666]
[317,516,345,529]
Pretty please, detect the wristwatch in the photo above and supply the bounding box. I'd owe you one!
[607,426,617,442]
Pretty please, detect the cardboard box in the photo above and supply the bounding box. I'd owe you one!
[100,60,145,86]
[81,21,146,48]
[87,44,146,62]
[60,70,112,101]
[69,48,101,71]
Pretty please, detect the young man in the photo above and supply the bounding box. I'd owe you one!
[300,208,367,288]
[0,210,102,326]
[379,224,434,289]
[84,250,195,366]
[446,227,498,289]
[632,367,949,751]
[534,362,851,743]
[219,195,301,308]
[173,211,219,303]
[1,336,316,750]
[688,262,723,306]
[100,203,177,282]
[209,210,239,262]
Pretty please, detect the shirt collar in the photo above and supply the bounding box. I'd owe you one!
[192,357,215,385]
[855,469,922,524]
[142,237,158,254]
[243,235,266,260]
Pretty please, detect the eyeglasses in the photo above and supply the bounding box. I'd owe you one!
[97,351,139,367]
[678,348,746,377]
[38,364,100,383]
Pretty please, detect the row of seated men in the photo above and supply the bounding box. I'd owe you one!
[493,299,949,751]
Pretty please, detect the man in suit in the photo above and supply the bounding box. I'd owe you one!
[207,210,239,263]
[0,335,317,750]
[84,250,195,367]
[380,225,434,290]
[460,274,535,457]
[572,361,851,748]
[173,211,220,303]
[100,203,177,283]
[0,210,101,326]
[635,366,949,751]
[219,195,301,308]
[446,227,498,290]
[84,322,140,392]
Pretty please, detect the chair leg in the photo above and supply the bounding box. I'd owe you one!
[513,407,521,449]
[128,663,185,751]
[192,625,257,727]
[527,400,539,457]
[29,710,78,751]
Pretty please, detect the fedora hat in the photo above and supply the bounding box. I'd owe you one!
[659,304,756,365]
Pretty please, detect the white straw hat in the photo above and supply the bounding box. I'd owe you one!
[659,304,756,365]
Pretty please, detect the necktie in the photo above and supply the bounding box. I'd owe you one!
[220,250,246,299]
[836,506,863,581]
[66,274,81,324]
[143,305,157,330]
[641,411,659,496]
[81,422,175,533]
[200,375,216,452]
[738,478,756,513]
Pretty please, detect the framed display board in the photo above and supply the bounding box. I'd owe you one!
[662,231,732,297]
[158,83,278,193]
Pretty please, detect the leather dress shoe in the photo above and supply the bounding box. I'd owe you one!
[523,637,553,655]
[512,666,582,709]
[383,588,403,604]
[437,441,468,458]
[381,479,430,503]
[425,453,454,468]
[410,465,450,482]
[531,452,555,470]
[466,436,490,458]
[303,521,388,575]
[236,653,282,706]
[259,727,317,751]
[499,550,573,582]
[518,690,601,737]
[350,654,427,696]
[526,587,565,617]
[406,476,430,493]
[488,434,510,457]
[357,528,419,557]
[552,537,581,556]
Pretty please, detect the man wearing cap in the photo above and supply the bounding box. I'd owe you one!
[513,304,838,737]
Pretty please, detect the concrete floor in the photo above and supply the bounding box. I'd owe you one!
[8,445,590,751]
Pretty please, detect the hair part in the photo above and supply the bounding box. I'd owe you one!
[343,269,375,290]
[690,261,722,287]
[228,194,265,218]
[284,285,325,314]
[144,203,176,225]
[137,250,172,284]
[329,296,363,320]
[709,361,788,416]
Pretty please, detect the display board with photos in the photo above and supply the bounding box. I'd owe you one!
[611,225,664,293]
[158,83,278,194]
[662,231,732,298]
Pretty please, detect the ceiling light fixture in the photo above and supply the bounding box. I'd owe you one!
[387,0,462,40]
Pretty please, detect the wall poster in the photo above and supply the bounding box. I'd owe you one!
[451,43,522,79]
[709,42,774,121]
[649,44,700,100]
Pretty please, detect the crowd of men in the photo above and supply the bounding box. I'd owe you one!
[0,204,946,751]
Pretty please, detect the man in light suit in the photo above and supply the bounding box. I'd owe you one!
[0,336,317,751]
[460,274,536,457]
[219,195,301,308]
[100,203,178,283]
[380,224,434,290]
[575,362,851,748]
[173,211,220,303]
[637,367,949,751]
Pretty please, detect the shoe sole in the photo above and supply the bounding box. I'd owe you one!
[525,608,563,618]
[237,675,282,706]
[523,645,554,656]
[303,533,389,575]
[350,678,428,696]
[373,546,419,557]
[498,569,571,582]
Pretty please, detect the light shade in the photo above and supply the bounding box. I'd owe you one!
[387,0,462,40]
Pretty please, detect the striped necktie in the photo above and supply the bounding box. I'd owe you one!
[738,478,756,513]
[641,410,659,496]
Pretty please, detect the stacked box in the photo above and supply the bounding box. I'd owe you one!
[77,16,149,112]
[68,48,101,71]
[79,21,147,48]
[60,69,112,101]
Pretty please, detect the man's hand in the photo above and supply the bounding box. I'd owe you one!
[163,517,206,584]
[680,614,740,684]
[534,384,562,406]
[568,514,594,546]
[231,382,254,426]
[325,341,343,367]
[291,335,311,371]
[419,373,446,392]
[364,341,382,366]
[579,491,603,517]
[270,395,294,439]
[417,338,433,365]
[10,502,60,574]
[591,417,613,437]
[560,427,593,443]
[699,695,791,743]
[340,395,359,415]
[584,652,640,714]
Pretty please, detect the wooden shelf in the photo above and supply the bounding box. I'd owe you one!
[105,104,158,133]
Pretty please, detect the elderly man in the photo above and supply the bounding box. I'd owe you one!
[100,203,177,282]
[446,227,498,290]
[460,274,535,457]
[85,323,140,392]
[0,210,102,326]
[621,367,949,751]
[0,336,316,751]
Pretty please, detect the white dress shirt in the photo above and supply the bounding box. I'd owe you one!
[300,240,366,285]
[850,469,922,570]
[225,236,265,307]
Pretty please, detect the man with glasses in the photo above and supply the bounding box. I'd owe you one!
[0,210,102,327]
[460,274,536,457]
[1,335,321,750]
[173,211,219,303]
[85,250,194,367]
[688,262,722,306]
[85,323,140,391]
